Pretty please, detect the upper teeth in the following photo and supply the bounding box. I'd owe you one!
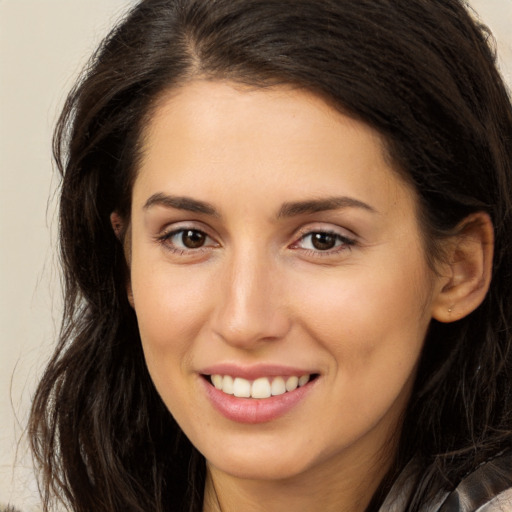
[210,374,311,399]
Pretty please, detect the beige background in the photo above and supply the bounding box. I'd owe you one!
[1,1,511,509]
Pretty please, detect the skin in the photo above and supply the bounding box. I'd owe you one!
[122,80,490,512]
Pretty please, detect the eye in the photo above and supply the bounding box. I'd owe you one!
[158,228,217,252]
[293,230,355,253]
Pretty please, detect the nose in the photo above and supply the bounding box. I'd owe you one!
[210,247,291,349]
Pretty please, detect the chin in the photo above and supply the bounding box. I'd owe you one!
[200,432,331,483]
[208,455,312,482]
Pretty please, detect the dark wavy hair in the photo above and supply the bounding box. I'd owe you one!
[29,0,512,511]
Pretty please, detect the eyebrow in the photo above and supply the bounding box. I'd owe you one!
[143,193,376,218]
[278,197,376,217]
[143,193,219,216]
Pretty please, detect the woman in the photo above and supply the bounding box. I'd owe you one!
[29,0,512,511]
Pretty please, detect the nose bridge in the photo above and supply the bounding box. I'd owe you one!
[212,241,290,347]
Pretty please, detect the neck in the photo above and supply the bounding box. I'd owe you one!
[203,446,394,512]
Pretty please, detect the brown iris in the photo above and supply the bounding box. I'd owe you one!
[311,232,337,250]
[181,230,206,249]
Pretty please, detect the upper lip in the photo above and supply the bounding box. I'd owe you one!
[199,363,318,380]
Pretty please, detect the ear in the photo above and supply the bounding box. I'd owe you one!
[431,212,494,323]
[110,211,135,308]
[110,211,124,241]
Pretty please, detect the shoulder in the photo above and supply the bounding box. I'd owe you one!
[381,452,512,512]
[438,451,512,512]
[476,488,512,512]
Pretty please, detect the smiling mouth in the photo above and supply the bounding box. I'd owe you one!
[205,374,318,399]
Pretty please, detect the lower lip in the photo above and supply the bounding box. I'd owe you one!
[201,377,316,424]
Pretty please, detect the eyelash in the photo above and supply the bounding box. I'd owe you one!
[155,227,356,258]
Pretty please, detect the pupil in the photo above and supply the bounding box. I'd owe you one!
[312,232,336,250]
[182,230,205,248]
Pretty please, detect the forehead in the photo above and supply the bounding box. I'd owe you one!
[134,80,417,218]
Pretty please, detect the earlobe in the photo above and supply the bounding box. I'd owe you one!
[431,212,494,323]
[126,283,135,308]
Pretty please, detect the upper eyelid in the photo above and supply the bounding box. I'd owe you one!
[154,224,217,247]
[293,223,357,240]
[298,229,353,239]
[157,221,216,238]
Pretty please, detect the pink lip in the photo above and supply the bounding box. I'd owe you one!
[199,367,318,424]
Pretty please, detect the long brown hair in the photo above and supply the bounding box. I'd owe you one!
[30,1,512,510]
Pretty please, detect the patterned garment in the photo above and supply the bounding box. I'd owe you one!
[380,452,512,512]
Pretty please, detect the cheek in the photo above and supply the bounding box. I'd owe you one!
[132,257,212,333]
[130,270,207,428]
[129,257,214,392]
[291,255,432,383]
[295,275,429,437]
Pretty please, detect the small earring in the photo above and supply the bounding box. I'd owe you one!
[448,306,454,313]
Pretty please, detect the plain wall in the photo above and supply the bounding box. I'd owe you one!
[1,1,511,509]
[0,2,135,509]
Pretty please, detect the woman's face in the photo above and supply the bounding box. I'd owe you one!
[128,81,444,483]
